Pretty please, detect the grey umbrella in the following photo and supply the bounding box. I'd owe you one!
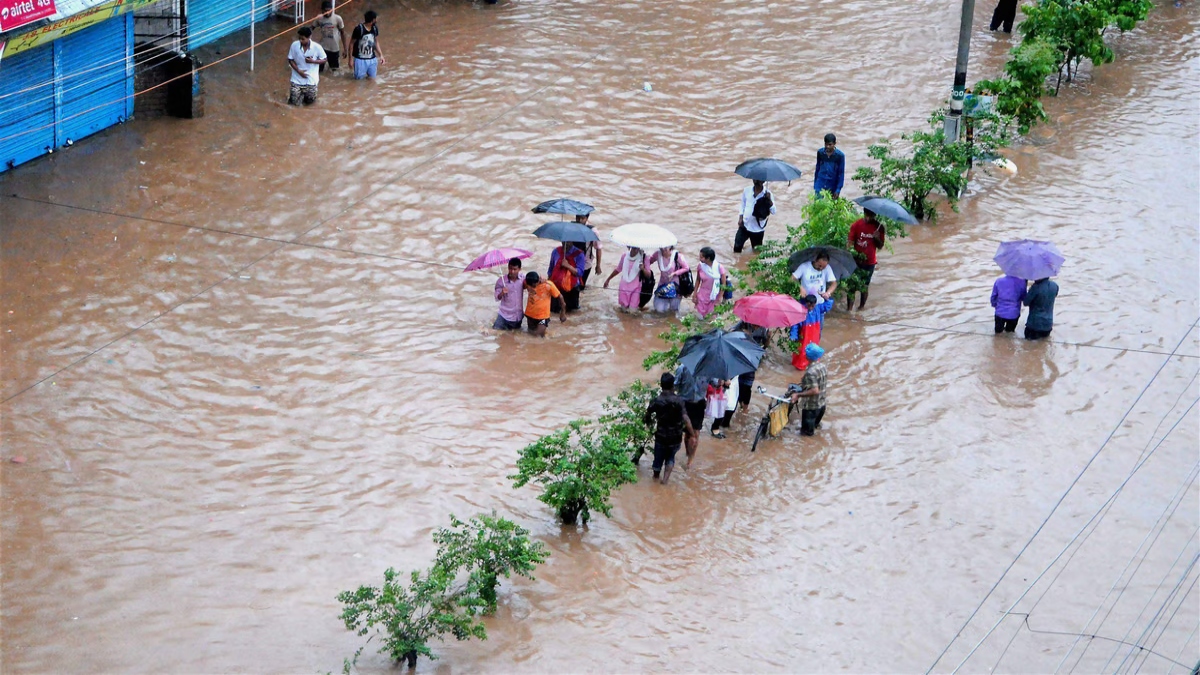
[677,329,765,382]
[734,158,803,183]
[531,199,595,218]
[532,221,600,243]
[852,195,918,225]
[788,246,858,281]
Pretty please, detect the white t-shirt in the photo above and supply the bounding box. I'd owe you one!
[288,40,327,85]
[792,261,836,298]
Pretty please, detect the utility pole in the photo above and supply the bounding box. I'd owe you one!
[945,0,976,144]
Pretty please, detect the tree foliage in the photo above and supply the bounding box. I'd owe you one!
[337,513,547,670]
[431,512,549,614]
[853,111,1010,222]
[510,420,638,525]
[599,380,658,463]
[337,566,486,670]
[976,0,1153,135]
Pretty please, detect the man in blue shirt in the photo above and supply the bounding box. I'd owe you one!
[814,133,845,199]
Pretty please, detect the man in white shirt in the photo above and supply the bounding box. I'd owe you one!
[792,252,838,300]
[734,179,776,253]
[287,27,327,106]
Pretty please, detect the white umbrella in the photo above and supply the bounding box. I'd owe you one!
[610,223,678,250]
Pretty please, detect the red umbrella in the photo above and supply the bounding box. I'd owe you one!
[464,248,533,272]
[733,292,807,329]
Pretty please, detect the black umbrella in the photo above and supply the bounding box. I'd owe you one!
[531,199,595,217]
[677,329,765,382]
[852,195,918,225]
[734,158,803,183]
[532,221,600,243]
[788,246,858,281]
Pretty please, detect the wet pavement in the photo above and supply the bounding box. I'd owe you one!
[1,0,1198,672]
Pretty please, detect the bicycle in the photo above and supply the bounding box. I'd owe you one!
[750,385,798,453]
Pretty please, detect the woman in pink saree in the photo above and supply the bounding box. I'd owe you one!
[603,247,649,311]
[694,246,727,318]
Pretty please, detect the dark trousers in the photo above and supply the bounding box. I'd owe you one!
[738,376,755,407]
[685,400,706,432]
[800,406,826,436]
[581,267,592,288]
[995,316,1019,333]
[551,287,581,313]
[733,225,765,253]
[990,0,1017,32]
[652,437,681,472]
[711,410,734,432]
[1024,327,1052,341]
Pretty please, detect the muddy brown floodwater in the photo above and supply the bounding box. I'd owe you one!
[2,0,1198,672]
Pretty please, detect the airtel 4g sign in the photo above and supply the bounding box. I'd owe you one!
[0,0,57,32]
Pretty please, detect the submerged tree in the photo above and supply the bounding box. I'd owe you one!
[510,420,638,526]
[431,512,549,614]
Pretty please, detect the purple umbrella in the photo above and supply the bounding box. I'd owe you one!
[464,248,533,272]
[993,239,1064,280]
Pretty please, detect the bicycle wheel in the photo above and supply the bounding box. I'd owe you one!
[750,416,769,453]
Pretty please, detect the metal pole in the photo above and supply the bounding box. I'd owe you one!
[249,0,255,70]
[945,0,975,143]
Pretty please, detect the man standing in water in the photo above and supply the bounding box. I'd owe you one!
[286,27,327,106]
[579,213,602,289]
[643,372,697,485]
[310,1,345,73]
[349,10,384,80]
[674,363,706,468]
[990,0,1018,33]
[814,133,845,199]
[847,209,885,310]
[735,179,775,253]
[522,272,567,337]
[1023,277,1059,340]
[493,258,526,330]
[790,343,829,437]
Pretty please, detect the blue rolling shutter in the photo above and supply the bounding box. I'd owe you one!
[187,0,272,49]
[55,13,134,147]
[0,44,56,172]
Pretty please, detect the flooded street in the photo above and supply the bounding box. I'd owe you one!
[2,0,1198,672]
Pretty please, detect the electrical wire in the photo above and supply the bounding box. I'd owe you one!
[1007,612,1196,670]
[1135,575,1198,674]
[954,398,1198,673]
[1165,622,1198,674]
[925,341,1200,675]
[1058,465,1200,673]
[1114,553,1200,673]
[1103,538,1200,672]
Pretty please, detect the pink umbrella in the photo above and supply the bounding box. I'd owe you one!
[733,292,807,329]
[464,248,533,272]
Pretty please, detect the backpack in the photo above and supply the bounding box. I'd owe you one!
[675,252,695,297]
[751,191,773,220]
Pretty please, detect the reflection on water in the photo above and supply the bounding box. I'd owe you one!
[1,0,1197,672]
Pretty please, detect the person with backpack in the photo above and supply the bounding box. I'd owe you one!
[577,213,602,289]
[349,10,384,80]
[646,245,692,314]
[547,241,586,312]
[735,179,775,253]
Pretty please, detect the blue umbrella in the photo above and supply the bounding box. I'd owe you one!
[734,158,803,183]
[852,195,919,225]
[678,329,765,382]
[531,199,595,217]
[532,221,600,243]
[993,239,1065,280]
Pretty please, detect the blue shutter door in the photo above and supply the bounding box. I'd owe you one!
[0,44,56,172]
[187,0,272,49]
[55,13,134,147]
